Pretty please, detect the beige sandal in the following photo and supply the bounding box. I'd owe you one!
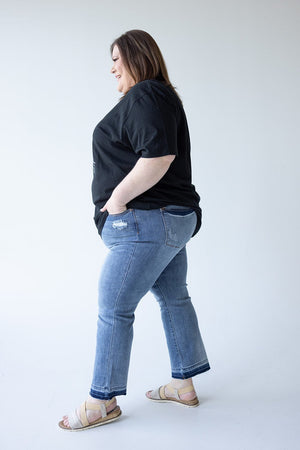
[58,397,122,431]
[146,384,199,407]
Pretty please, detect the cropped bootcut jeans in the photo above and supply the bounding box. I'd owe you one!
[89,205,210,400]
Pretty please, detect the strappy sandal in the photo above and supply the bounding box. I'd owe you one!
[58,397,122,431]
[145,384,199,407]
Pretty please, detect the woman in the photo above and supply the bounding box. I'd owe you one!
[59,29,210,431]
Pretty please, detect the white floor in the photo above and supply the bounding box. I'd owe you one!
[1,310,299,450]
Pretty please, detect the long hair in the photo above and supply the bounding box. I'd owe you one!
[110,29,183,104]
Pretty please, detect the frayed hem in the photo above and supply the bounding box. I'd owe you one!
[89,388,126,400]
[172,362,211,379]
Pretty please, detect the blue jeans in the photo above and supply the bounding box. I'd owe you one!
[89,205,210,400]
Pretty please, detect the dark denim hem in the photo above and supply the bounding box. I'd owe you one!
[89,388,127,400]
[172,362,211,379]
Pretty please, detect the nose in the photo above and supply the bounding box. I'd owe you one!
[111,64,116,74]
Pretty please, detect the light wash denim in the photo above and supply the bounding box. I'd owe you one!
[89,205,210,400]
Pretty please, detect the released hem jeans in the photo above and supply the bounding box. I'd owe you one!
[89,388,127,400]
[89,205,211,400]
[172,362,211,379]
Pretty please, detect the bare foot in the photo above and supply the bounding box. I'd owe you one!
[146,378,197,401]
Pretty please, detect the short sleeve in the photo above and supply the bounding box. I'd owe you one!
[124,92,178,158]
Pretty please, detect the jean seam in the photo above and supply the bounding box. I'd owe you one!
[104,241,138,389]
[159,208,167,246]
[132,209,139,234]
[154,279,184,370]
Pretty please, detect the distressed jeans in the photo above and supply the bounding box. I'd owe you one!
[89,205,210,400]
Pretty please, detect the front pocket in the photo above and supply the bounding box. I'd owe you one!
[102,209,138,247]
[107,208,131,219]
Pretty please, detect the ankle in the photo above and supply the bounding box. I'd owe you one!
[169,378,194,389]
[88,394,114,404]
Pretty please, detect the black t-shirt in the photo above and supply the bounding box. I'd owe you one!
[91,78,202,237]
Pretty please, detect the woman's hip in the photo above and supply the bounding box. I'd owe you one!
[101,205,197,249]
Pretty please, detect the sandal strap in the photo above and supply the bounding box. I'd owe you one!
[67,397,116,429]
[177,385,196,394]
[84,401,107,418]
[68,409,82,429]
[159,385,167,399]
[80,402,89,427]
[165,385,180,399]
[149,386,162,399]
[150,384,196,401]
[86,396,115,410]
[165,384,196,400]
[79,398,113,427]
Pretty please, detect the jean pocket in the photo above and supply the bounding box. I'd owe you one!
[160,207,197,248]
[102,209,138,247]
[107,208,131,218]
[163,209,195,216]
[161,205,195,216]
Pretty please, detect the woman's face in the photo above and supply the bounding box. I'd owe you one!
[110,45,136,93]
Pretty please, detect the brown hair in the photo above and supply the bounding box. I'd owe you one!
[110,29,182,104]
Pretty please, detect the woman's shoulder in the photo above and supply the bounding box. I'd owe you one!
[127,79,180,109]
[126,79,157,99]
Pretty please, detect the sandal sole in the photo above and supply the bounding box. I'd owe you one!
[146,394,199,408]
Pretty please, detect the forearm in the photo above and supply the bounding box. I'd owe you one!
[111,155,175,206]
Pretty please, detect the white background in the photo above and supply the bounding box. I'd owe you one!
[1,1,299,449]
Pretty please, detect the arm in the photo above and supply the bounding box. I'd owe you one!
[100,154,175,214]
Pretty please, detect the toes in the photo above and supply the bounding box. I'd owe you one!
[63,418,70,427]
[146,390,153,398]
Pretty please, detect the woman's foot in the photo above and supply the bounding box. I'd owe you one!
[61,394,117,429]
[146,377,197,402]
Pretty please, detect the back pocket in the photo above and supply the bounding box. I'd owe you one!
[160,206,197,248]
[162,205,195,216]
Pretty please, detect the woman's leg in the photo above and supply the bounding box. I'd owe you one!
[150,244,210,379]
[147,244,210,402]
[90,206,202,400]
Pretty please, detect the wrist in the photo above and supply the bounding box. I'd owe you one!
[110,189,127,207]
